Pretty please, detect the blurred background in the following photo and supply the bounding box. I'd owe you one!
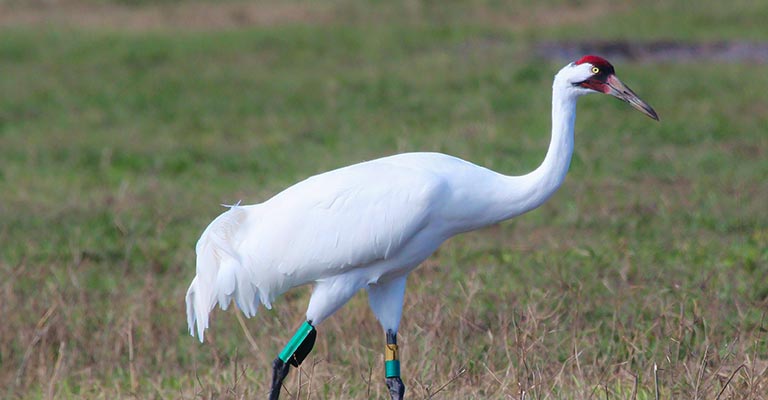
[1,0,766,398]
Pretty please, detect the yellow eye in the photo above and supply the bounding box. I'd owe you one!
[592,66,600,74]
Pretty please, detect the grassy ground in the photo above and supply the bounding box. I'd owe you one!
[1,0,766,398]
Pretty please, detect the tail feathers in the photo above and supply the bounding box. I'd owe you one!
[186,204,263,342]
[185,277,211,342]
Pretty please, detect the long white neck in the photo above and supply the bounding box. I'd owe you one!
[478,77,578,225]
[518,81,577,210]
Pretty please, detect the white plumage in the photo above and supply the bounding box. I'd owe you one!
[185,56,657,377]
[186,152,559,341]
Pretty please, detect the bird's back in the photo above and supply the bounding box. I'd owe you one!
[235,153,461,286]
[187,152,506,339]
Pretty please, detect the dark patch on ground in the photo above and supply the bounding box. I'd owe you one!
[536,40,768,63]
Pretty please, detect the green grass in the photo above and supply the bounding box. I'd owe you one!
[1,1,766,398]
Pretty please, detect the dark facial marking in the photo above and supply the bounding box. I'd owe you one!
[574,55,615,92]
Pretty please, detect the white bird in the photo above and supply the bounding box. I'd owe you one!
[185,55,658,400]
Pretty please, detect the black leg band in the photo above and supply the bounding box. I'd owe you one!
[270,322,318,400]
[288,327,316,367]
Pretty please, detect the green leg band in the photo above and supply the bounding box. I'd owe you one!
[279,321,314,363]
[385,360,401,378]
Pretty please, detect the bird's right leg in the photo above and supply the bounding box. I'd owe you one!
[368,276,408,400]
[269,320,317,400]
[384,330,405,400]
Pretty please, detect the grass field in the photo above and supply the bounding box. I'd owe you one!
[1,0,767,398]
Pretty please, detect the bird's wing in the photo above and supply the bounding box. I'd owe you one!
[245,160,449,287]
[187,156,452,341]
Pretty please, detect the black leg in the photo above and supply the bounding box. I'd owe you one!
[268,321,317,400]
[384,330,405,400]
[386,376,405,400]
[268,357,290,400]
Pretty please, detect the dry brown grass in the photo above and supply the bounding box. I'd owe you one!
[4,229,766,398]
[0,0,623,32]
[0,0,334,31]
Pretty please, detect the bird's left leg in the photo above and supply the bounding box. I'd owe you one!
[368,276,407,400]
[269,320,317,400]
[269,276,365,399]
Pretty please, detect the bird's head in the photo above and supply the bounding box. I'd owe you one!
[558,55,659,121]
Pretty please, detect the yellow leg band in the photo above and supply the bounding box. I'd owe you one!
[385,344,398,361]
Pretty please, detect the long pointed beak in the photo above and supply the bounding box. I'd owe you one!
[605,75,659,121]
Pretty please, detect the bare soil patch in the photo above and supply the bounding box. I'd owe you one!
[536,40,768,63]
[0,0,626,31]
[0,1,332,31]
